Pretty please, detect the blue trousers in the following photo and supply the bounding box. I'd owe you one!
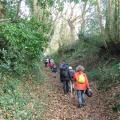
[63,80,69,94]
[77,90,85,106]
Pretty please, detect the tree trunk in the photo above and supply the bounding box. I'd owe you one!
[17,0,22,17]
[81,0,87,33]
[68,20,75,43]
[96,0,108,49]
[0,1,5,19]
[118,0,120,41]
[33,0,41,19]
[113,0,120,42]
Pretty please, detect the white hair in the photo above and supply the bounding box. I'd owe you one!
[76,65,85,71]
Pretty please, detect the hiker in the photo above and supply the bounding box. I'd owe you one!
[47,58,54,70]
[50,59,54,64]
[59,60,66,82]
[47,58,51,68]
[68,66,75,81]
[44,58,49,67]
[59,60,69,81]
[59,60,69,94]
[68,66,75,95]
[52,64,57,78]
[73,65,90,108]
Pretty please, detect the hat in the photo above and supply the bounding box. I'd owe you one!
[76,65,85,71]
[69,66,72,70]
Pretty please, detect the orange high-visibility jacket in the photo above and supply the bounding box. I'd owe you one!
[73,71,90,90]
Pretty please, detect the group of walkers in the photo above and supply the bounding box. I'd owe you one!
[44,57,57,78]
[44,58,92,108]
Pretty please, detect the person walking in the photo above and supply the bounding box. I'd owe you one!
[52,64,57,78]
[62,66,70,94]
[59,60,69,94]
[68,66,75,96]
[44,58,49,67]
[73,65,90,108]
[47,58,54,70]
[59,60,68,83]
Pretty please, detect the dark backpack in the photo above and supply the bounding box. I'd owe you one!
[62,69,69,80]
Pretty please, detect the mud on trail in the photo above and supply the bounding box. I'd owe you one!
[43,69,119,120]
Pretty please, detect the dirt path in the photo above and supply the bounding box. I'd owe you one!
[43,69,119,120]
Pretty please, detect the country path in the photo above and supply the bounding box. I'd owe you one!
[43,69,119,120]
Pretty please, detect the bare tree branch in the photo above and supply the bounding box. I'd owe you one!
[0,18,11,23]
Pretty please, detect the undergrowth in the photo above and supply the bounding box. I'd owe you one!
[0,63,48,120]
[52,38,120,114]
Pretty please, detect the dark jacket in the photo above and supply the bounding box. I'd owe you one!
[59,63,69,81]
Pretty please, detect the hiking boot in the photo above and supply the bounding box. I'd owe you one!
[82,103,86,107]
[78,104,83,108]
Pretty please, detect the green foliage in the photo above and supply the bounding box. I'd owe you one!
[0,18,49,77]
[52,53,62,65]
[55,33,120,92]
[0,0,52,116]
[26,0,54,12]
[38,0,54,8]
[57,39,99,64]
[0,76,47,120]
[0,79,28,119]
[4,0,18,18]
[31,62,46,84]
[112,104,120,113]
[88,62,120,91]
[78,32,103,47]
